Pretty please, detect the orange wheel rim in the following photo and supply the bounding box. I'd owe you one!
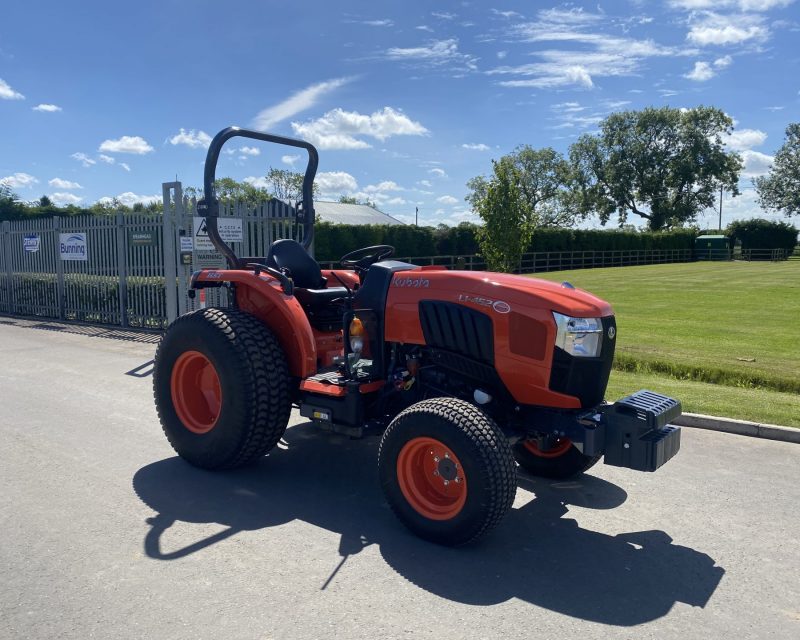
[523,437,572,458]
[396,437,467,520]
[170,350,223,434]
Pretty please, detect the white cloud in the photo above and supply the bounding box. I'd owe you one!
[252,76,353,130]
[0,78,24,100]
[416,25,434,32]
[71,152,96,167]
[282,154,300,166]
[315,171,358,194]
[291,107,428,150]
[33,103,61,112]
[668,0,793,10]
[428,168,447,178]
[98,192,160,207]
[685,61,716,81]
[492,9,523,19]
[493,8,696,90]
[98,154,115,164]
[431,11,456,20]
[497,50,508,59]
[50,192,83,205]
[418,179,433,187]
[120,163,131,172]
[385,196,407,205]
[0,172,38,189]
[243,176,269,189]
[359,19,394,27]
[687,13,769,46]
[462,143,490,150]
[725,128,768,150]
[48,178,83,190]
[364,181,403,193]
[714,55,733,69]
[168,128,212,149]
[239,146,260,156]
[385,39,478,71]
[437,195,459,204]
[741,150,774,177]
[99,135,154,155]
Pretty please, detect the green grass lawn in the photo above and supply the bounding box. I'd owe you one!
[531,260,800,427]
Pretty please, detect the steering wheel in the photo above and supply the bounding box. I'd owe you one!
[340,245,395,273]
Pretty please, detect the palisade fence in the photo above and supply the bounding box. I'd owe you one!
[0,182,791,330]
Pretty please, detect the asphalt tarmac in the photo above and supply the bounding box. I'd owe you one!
[1,318,798,639]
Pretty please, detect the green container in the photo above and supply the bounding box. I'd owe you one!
[694,235,730,261]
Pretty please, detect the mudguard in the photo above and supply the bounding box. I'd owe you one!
[192,269,317,378]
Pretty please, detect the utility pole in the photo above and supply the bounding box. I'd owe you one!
[415,206,419,227]
[718,185,723,231]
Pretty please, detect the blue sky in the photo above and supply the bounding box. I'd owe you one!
[1,0,798,228]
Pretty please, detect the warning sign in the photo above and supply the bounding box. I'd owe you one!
[193,217,243,251]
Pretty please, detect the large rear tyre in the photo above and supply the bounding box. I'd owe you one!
[513,437,600,479]
[153,307,291,470]
[378,398,516,546]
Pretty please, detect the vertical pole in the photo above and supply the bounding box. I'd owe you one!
[718,185,723,232]
[1,221,11,314]
[162,182,179,324]
[116,211,128,327]
[54,216,65,320]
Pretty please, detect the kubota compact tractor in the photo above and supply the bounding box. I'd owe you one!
[153,127,682,545]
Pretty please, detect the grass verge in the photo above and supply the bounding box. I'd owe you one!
[607,369,800,428]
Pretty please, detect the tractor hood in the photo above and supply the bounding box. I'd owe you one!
[400,268,613,318]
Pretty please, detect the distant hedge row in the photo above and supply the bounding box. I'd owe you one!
[726,219,798,255]
[313,222,697,263]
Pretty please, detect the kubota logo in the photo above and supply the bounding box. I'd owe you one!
[392,276,430,288]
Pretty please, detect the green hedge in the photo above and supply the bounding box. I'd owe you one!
[314,222,697,262]
[726,219,798,257]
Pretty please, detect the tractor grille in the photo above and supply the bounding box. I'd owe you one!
[549,315,616,408]
[419,301,494,364]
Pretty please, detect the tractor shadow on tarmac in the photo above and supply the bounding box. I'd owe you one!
[133,421,724,627]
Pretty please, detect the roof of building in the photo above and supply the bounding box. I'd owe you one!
[313,201,405,226]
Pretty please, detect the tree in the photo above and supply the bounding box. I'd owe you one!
[469,157,533,272]
[511,145,575,227]
[568,106,743,230]
[755,122,800,217]
[0,184,26,221]
[338,194,377,208]
[265,168,310,201]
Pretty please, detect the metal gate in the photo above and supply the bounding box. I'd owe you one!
[162,182,301,323]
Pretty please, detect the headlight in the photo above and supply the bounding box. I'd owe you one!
[349,317,365,353]
[553,312,603,358]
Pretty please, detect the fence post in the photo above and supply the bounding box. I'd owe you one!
[1,221,11,314]
[115,212,128,327]
[162,182,179,324]
[53,216,65,320]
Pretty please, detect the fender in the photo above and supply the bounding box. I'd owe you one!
[193,269,317,378]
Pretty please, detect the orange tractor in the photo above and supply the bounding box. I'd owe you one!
[154,127,682,545]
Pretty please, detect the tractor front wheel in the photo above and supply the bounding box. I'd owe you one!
[378,398,516,546]
[513,437,600,479]
[153,307,291,470]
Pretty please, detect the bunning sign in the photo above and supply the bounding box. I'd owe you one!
[129,230,156,247]
[59,233,88,261]
[23,233,40,253]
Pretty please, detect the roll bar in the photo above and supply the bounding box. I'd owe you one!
[198,126,319,268]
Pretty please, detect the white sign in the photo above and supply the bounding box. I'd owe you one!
[180,236,194,252]
[59,233,88,261]
[193,217,243,251]
[23,233,40,253]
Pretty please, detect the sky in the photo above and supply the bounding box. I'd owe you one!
[1,0,798,228]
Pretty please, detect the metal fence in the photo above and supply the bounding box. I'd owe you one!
[0,183,793,329]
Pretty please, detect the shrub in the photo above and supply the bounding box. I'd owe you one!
[726,219,798,258]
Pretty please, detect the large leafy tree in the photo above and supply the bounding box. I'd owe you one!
[755,122,800,217]
[569,106,743,230]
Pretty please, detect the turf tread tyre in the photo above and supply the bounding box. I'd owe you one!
[378,397,516,546]
[153,307,290,470]
[513,441,601,479]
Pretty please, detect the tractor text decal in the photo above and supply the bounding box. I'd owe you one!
[392,276,430,288]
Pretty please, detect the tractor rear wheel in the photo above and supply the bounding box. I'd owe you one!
[378,398,516,546]
[153,307,291,469]
[513,437,600,479]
